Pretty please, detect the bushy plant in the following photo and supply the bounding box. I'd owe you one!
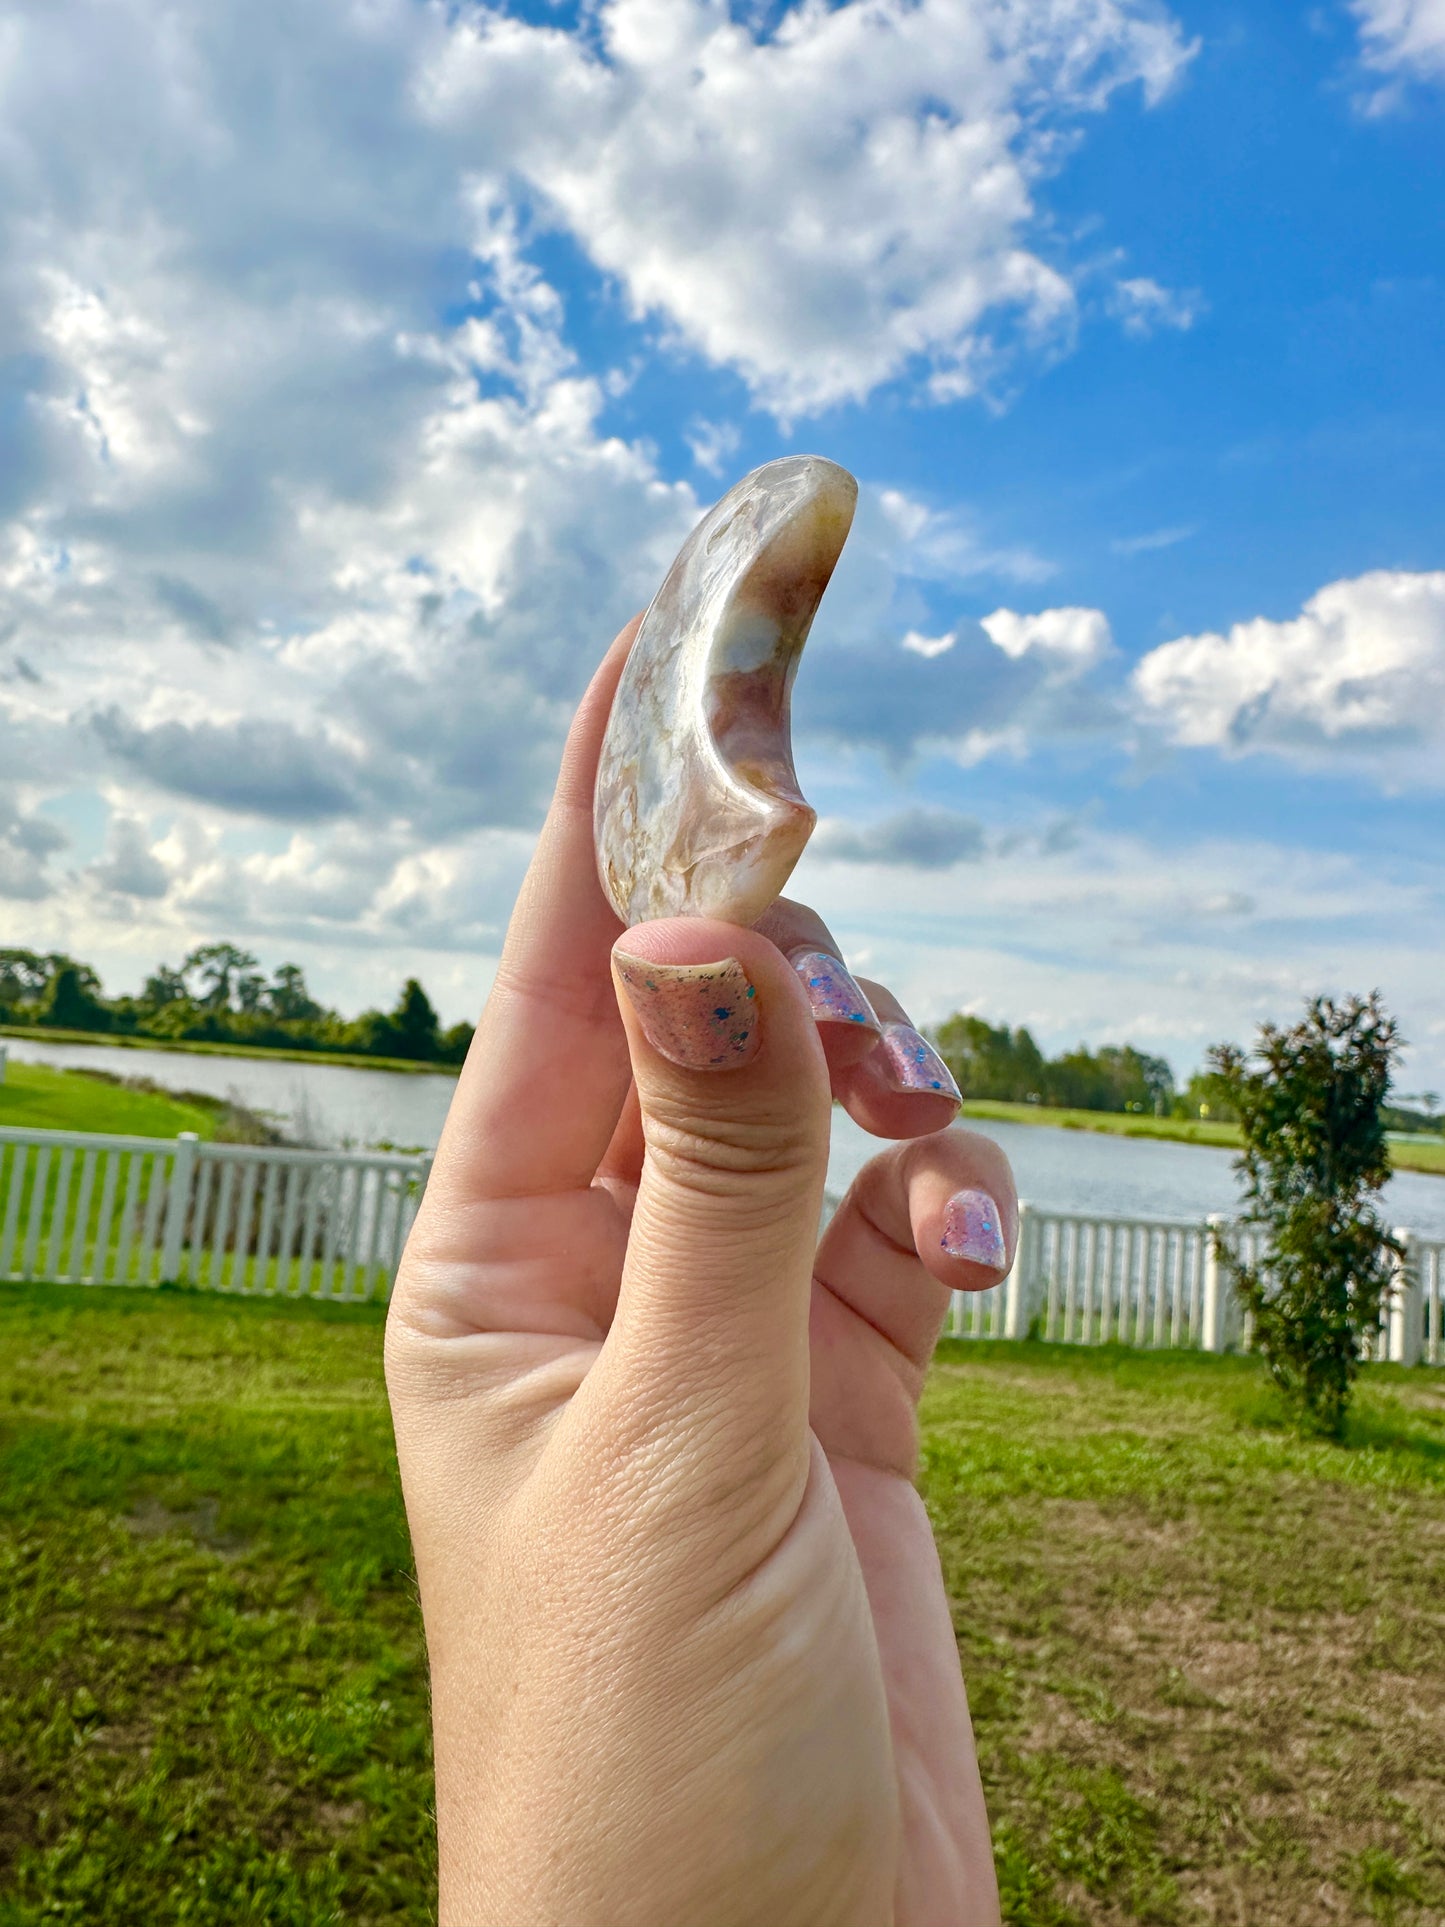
[1210,993,1401,1437]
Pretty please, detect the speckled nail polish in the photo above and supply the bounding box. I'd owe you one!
[941,1188,1007,1270]
[878,1022,961,1102]
[789,949,880,1031]
[613,951,760,1070]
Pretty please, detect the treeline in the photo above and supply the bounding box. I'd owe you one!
[931,1012,1232,1120]
[0,945,474,1067]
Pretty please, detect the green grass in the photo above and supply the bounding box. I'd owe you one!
[2,1289,1442,1924]
[960,1098,1245,1152]
[923,1342,1445,1925]
[0,1025,455,1077]
[958,1098,1445,1178]
[0,1062,223,1139]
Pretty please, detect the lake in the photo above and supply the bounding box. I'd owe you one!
[7,1033,1445,1239]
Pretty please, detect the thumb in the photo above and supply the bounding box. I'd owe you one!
[595,917,831,1466]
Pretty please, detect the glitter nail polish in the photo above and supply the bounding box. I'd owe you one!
[877,1023,961,1102]
[613,951,760,1070]
[941,1188,1007,1270]
[789,949,880,1031]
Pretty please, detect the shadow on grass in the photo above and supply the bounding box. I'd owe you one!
[1226,1372,1445,1477]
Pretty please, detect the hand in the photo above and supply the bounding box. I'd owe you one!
[385,623,1016,1926]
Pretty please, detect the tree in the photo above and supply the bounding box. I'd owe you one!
[1179,1068,1238,1122]
[0,949,68,1011]
[141,965,188,1011]
[182,943,259,1010]
[39,961,110,1032]
[1210,993,1401,1438]
[390,978,440,1061]
[265,963,322,1024]
[932,1015,1047,1102]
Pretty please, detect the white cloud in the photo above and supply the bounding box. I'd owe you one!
[420,0,1196,416]
[1131,569,1445,779]
[790,823,1445,1086]
[87,814,169,902]
[876,487,1053,584]
[685,418,741,477]
[1108,274,1201,337]
[981,605,1113,670]
[1352,0,1445,101]
[901,629,958,658]
[1110,523,1196,556]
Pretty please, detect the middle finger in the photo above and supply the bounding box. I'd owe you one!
[755,898,962,1139]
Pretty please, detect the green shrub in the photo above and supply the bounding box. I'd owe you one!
[1211,993,1401,1438]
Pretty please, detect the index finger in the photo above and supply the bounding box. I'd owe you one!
[426,621,639,1208]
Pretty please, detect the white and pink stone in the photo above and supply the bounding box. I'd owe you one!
[594,455,857,928]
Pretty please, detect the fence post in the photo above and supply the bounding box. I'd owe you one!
[1004,1204,1033,1339]
[160,1132,199,1284]
[1388,1228,1421,1368]
[1201,1214,1227,1353]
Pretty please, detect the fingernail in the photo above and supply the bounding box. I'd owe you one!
[941,1188,1007,1271]
[788,949,880,1032]
[613,950,761,1071]
[877,1023,961,1103]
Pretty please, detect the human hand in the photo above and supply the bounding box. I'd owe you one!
[385,623,1015,1926]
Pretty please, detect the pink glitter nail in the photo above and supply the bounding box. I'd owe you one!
[941,1188,1007,1271]
[613,951,760,1070]
[789,949,880,1030]
[877,1022,961,1102]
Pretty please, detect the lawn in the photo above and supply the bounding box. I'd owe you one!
[1,1287,1441,1925]
[0,1025,455,1078]
[0,1062,224,1140]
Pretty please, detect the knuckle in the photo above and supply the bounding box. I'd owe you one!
[640,1099,826,1192]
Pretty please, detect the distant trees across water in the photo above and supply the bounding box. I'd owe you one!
[932,1012,1182,1117]
[0,944,474,1068]
[930,1009,1442,1133]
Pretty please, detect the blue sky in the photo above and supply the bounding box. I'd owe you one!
[1,0,1443,1089]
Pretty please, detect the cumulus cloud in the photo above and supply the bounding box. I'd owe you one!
[1131,569,1445,778]
[0,795,67,901]
[790,821,1445,1084]
[91,710,364,822]
[420,0,1196,415]
[0,0,1192,978]
[1352,0,1445,101]
[88,815,169,901]
[812,808,988,869]
[981,605,1113,670]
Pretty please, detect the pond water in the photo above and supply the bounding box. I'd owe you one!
[2,1035,455,1156]
[7,1033,1445,1239]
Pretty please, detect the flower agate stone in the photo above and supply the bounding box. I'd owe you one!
[594,454,857,927]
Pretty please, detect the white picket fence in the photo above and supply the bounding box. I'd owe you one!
[0,1126,429,1302]
[945,1204,1444,1367]
[2,1122,1442,1361]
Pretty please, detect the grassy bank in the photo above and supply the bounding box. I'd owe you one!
[960,1098,1242,1149]
[2,1286,1440,1924]
[960,1096,1445,1177]
[0,1061,227,1140]
[0,1024,456,1078]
